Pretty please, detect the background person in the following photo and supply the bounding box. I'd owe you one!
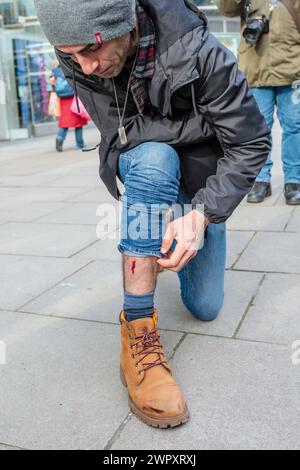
[217,0,300,204]
[51,64,88,152]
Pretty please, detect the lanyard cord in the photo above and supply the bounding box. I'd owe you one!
[112,45,140,129]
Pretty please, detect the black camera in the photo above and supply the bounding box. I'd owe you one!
[243,15,270,45]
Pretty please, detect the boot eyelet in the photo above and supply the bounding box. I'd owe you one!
[131,353,135,358]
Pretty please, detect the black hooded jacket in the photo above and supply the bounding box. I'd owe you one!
[56,0,271,224]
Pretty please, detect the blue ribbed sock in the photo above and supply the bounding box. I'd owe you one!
[124,291,155,322]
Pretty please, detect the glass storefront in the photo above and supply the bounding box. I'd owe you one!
[0,0,36,25]
[15,39,56,128]
[0,1,56,140]
[193,0,217,5]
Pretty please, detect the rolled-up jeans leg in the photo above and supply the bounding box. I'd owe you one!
[117,142,181,258]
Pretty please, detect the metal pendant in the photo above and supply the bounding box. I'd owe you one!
[118,126,127,145]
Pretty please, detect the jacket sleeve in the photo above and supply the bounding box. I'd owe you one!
[216,0,243,17]
[191,33,271,224]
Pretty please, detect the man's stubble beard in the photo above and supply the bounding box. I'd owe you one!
[110,28,140,78]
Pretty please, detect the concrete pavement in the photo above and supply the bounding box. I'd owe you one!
[0,123,299,450]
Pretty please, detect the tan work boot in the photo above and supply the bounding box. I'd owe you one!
[119,310,189,428]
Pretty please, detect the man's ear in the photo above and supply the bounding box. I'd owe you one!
[130,13,140,45]
[130,28,139,47]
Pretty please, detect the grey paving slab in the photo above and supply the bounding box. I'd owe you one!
[227,206,293,232]
[112,336,300,450]
[226,230,254,268]
[38,160,104,179]
[0,255,89,310]
[235,232,300,273]
[0,187,92,208]
[237,273,300,344]
[35,202,120,227]
[0,150,95,177]
[65,187,120,204]
[56,167,99,177]
[22,260,123,320]
[286,207,300,232]
[42,175,101,188]
[0,126,98,161]
[72,233,121,262]
[0,202,71,223]
[0,222,99,257]
[156,270,262,337]
[0,175,60,188]
[0,310,182,449]
[22,261,261,338]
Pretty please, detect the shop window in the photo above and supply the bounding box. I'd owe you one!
[192,0,217,6]
[12,38,56,128]
[0,1,17,25]
[16,0,36,17]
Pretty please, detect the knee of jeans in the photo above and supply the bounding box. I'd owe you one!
[136,142,181,182]
[124,143,181,205]
[186,297,223,322]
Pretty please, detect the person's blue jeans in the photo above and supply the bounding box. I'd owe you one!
[117,142,226,321]
[251,85,300,184]
[57,127,85,149]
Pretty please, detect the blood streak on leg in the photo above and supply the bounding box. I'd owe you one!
[131,260,136,275]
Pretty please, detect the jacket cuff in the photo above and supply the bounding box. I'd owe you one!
[191,202,210,226]
[191,196,227,225]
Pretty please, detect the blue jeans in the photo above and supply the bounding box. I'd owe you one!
[251,86,300,184]
[117,142,226,321]
[57,127,85,149]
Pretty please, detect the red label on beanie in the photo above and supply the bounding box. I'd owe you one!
[95,32,103,45]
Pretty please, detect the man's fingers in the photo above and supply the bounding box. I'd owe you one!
[160,222,175,255]
[167,250,196,272]
[158,242,187,268]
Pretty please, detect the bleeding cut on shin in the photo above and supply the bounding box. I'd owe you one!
[122,256,159,321]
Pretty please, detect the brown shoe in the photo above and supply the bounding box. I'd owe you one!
[119,310,189,428]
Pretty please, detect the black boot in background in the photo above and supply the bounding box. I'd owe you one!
[247,182,272,203]
[285,183,300,205]
[56,138,63,152]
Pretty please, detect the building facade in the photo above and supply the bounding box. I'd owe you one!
[0,0,240,141]
[0,0,57,140]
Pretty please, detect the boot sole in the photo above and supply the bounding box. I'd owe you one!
[120,365,190,429]
[285,199,300,206]
[247,187,272,203]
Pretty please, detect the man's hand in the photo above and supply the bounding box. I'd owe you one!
[157,210,209,273]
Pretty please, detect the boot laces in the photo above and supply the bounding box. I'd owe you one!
[132,326,167,373]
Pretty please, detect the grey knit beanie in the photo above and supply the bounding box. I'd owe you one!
[34,0,137,46]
